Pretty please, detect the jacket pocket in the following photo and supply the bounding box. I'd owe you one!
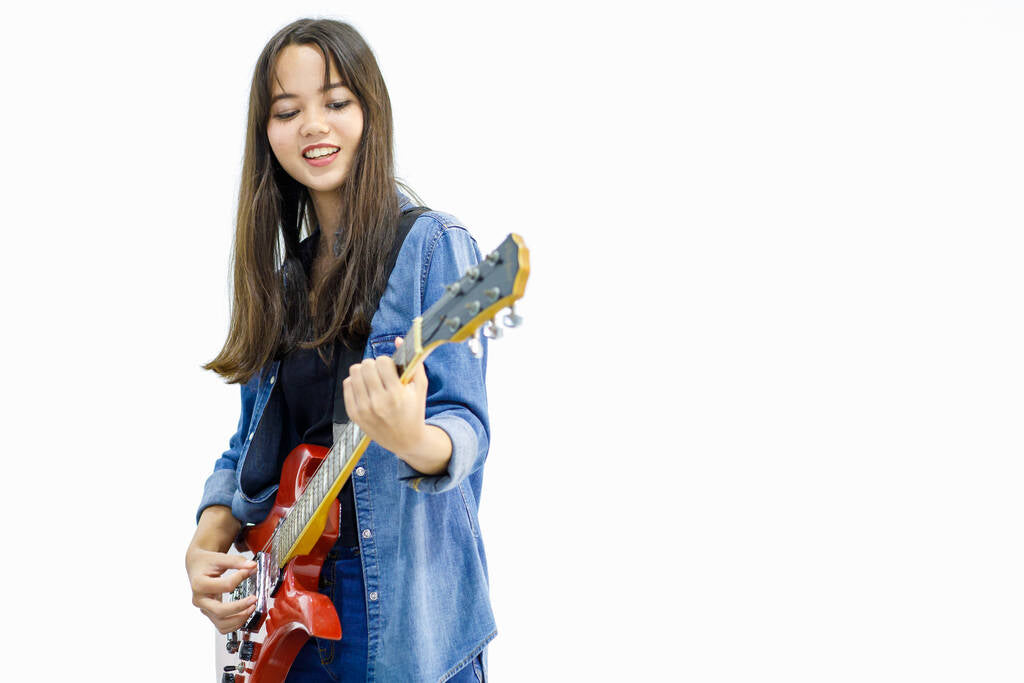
[458,480,479,538]
[369,335,397,359]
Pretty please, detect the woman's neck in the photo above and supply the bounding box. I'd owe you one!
[310,190,343,280]
[311,190,342,242]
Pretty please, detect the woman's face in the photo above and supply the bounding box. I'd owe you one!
[266,44,364,199]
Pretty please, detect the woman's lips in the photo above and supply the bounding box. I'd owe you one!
[304,150,339,167]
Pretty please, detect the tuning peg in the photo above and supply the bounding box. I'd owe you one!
[503,304,523,328]
[483,318,503,339]
[467,328,484,359]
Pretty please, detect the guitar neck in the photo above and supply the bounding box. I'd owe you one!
[269,419,370,568]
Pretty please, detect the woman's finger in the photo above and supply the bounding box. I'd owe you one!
[342,376,358,421]
[194,593,257,620]
[217,611,256,635]
[209,553,257,573]
[193,565,254,595]
[347,364,370,410]
[410,359,428,398]
[377,355,402,393]
[360,357,387,403]
[188,548,256,584]
[201,604,256,635]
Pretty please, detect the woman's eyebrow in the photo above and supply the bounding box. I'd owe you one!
[271,82,347,103]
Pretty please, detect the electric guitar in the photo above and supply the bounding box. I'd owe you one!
[220,233,529,683]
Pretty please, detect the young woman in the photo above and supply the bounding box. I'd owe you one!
[184,18,494,682]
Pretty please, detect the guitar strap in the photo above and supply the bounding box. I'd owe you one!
[332,205,431,426]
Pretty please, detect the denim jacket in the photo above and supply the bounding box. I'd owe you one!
[196,191,496,682]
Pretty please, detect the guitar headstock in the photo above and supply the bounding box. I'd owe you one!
[394,233,529,372]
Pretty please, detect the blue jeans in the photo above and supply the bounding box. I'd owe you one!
[284,546,485,682]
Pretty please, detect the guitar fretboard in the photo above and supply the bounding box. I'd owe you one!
[268,420,366,568]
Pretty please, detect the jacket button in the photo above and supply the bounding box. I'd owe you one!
[355,467,366,477]
[368,591,379,601]
[269,375,275,384]
[362,529,372,539]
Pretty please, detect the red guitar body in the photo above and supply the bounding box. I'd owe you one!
[239,443,341,683]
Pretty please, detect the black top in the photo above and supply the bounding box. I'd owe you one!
[278,230,359,547]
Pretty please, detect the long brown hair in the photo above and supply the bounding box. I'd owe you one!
[205,18,420,384]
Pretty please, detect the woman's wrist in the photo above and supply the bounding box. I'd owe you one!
[396,424,452,476]
[190,505,242,554]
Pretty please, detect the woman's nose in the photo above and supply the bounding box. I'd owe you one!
[301,113,329,137]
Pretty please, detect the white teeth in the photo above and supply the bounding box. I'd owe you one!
[304,147,339,159]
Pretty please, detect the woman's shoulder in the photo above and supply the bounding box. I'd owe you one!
[408,207,469,236]
[403,207,480,264]
[398,188,474,239]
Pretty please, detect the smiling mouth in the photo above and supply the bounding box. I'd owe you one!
[303,146,341,159]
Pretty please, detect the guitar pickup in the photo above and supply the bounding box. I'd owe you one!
[234,551,280,632]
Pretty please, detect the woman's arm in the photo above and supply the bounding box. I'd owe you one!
[343,222,490,492]
[188,376,263,632]
[195,374,262,522]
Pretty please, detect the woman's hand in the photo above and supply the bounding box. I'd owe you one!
[343,337,453,475]
[186,547,258,633]
[186,506,258,634]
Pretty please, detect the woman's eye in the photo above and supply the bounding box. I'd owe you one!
[272,101,350,121]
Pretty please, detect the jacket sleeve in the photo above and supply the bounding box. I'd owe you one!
[396,224,491,493]
[195,373,260,523]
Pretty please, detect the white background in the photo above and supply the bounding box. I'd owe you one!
[1,1,1022,680]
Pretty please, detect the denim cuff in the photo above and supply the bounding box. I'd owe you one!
[397,414,479,493]
[196,468,237,523]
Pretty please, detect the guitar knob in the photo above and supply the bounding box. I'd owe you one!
[226,631,240,654]
[239,640,259,661]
